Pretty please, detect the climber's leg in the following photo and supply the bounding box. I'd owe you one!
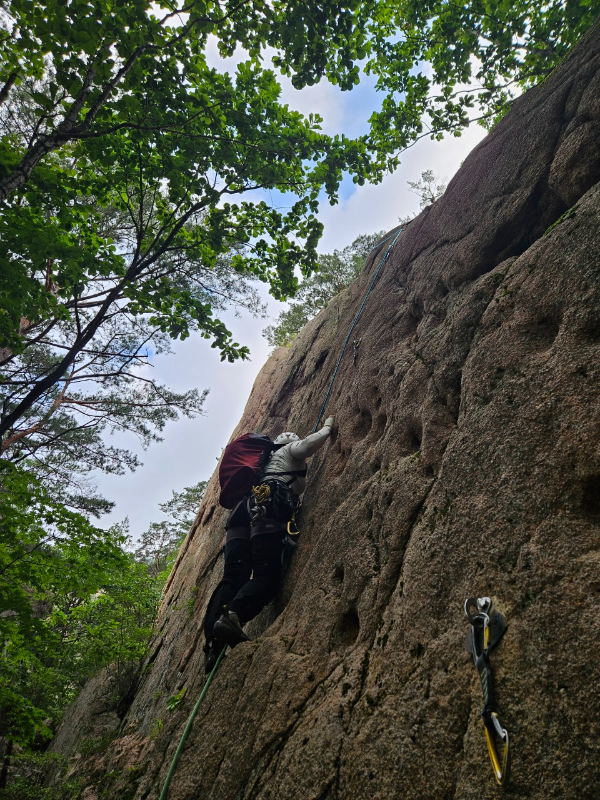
[202,537,252,640]
[226,531,285,625]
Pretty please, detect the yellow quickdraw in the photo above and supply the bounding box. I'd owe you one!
[484,714,510,786]
[464,597,510,788]
[287,496,301,536]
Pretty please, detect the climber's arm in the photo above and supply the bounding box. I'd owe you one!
[289,417,334,460]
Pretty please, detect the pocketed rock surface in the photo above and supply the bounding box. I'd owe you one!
[50,19,600,800]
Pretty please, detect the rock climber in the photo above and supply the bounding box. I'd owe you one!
[203,417,335,671]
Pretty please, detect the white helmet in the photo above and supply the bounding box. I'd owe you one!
[274,431,299,445]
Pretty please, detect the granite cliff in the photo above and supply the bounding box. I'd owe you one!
[49,18,600,800]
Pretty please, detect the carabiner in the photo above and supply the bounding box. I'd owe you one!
[484,712,510,786]
[465,596,492,627]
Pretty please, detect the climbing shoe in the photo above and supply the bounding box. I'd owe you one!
[203,639,224,674]
[213,610,250,648]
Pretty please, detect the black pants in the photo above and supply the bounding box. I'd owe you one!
[203,532,285,640]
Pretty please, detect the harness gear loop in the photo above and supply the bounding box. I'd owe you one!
[464,596,510,787]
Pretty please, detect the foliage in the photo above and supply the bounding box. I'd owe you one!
[363,0,597,157]
[0,0,392,451]
[0,0,595,786]
[134,479,207,577]
[264,169,450,347]
[0,751,81,800]
[0,322,209,514]
[0,463,160,750]
[408,170,448,211]
[0,0,594,451]
[398,170,448,225]
[158,481,208,528]
[263,232,386,348]
[0,467,203,788]
[149,718,163,740]
[166,688,187,712]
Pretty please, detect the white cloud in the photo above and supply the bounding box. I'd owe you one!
[278,77,345,134]
[318,122,487,251]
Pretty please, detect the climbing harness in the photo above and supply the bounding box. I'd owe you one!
[313,227,403,431]
[251,480,298,526]
[464,597,510,787]
[158,645,227,800]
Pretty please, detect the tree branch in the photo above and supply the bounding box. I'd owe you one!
[1,367,74,452]
[0,71,19,107]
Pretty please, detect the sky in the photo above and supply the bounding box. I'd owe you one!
[96,46,488,539]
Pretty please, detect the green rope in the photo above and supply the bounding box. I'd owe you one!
[158,646,227,800]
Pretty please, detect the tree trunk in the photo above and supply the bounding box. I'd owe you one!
[0,740,14,789]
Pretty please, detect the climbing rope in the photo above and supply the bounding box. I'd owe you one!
[313,227,404,431]
[464,597,510,787]
[252,483,272,504]
[158,645,227,800]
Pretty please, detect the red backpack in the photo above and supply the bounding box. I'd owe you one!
[218,433,275,509]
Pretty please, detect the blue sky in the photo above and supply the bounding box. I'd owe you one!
[96,48,488,539]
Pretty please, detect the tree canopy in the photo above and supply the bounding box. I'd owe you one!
[0,0,388,465]
[134,479,207,576]
[363,0,596,148]
[0,462,202,786]
[0,463,161,751]
[0,0,596,451]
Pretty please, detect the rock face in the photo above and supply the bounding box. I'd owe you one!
[51,20,600,800]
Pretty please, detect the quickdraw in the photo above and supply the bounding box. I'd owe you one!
[464,596,510,787]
